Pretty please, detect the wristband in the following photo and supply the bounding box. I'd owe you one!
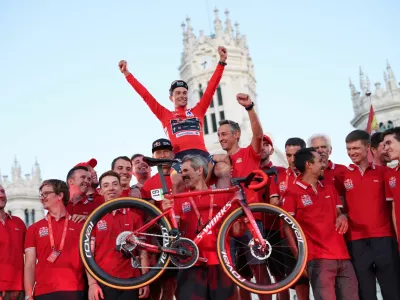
[245,102,255,111]
[218,61,227,66]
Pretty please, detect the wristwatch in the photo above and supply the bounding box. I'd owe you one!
[218,61,227,66]
[245,102,255,111]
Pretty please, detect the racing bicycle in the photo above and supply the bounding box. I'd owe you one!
[79,157,307,295]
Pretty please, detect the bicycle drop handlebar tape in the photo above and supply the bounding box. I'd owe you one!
[246,170,269,190]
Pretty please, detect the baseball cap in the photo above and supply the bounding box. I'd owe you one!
[169,80,188,93]
[152,138,173,153]
[263,135,273,147]
[75,158,97,168]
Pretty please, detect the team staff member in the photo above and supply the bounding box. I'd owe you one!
[269,137,309,300]
[24,180,85,300]
[111,156,134,197]
[282,148,359,300]
[118,46,227,160]
[87,171,149,300]
[383,127,400,242]
[307,133,347,200]
[75,158,104,204]
[339,130,400,300]
[163,155,235,300]
[130,154,151,198]
[66,166,97,222]
[0,184,26,300]
[370,132,390,167]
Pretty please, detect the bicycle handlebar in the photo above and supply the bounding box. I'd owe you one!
[231,167,279,190]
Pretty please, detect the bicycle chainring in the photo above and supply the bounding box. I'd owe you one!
[170,238,199,268]
[116,231,138,252]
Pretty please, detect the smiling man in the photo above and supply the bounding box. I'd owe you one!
[111,156,134,197]
[130,154,151,198]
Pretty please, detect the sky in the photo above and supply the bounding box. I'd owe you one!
[1,0,399,183]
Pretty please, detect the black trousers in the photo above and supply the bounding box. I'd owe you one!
[34,291,84,300]
[347,237,400,300]
[98,283,138,300]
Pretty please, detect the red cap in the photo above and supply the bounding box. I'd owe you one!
[263,135,273,147]
[75,158,97,168]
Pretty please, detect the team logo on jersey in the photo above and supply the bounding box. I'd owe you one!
[182,202,191,213]
[39,227,49,237]
[344,179,354,190]
[97,220,107,231]
[185,110,194,117]
[236,158,242,163]
[389,176,397,188]
[279,181,287,192]
[301,195,313,206]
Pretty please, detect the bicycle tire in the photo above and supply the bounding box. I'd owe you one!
[79,197,172,290]
[217,203,307,295]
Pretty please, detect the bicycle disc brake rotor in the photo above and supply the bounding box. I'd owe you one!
[248,238,271,260]
[170,238,199,268]
[116,231,138,252]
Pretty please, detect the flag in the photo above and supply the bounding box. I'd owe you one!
[366,104,378,134]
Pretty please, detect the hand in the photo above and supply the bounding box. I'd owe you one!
[118,60,130,76]
[162,198,174,211]
[72,214,87,223]
[218,46,227,62]
[88,283,104,300]
[139,285,150,299]
[335,214,348,234]
[236,93,252,108]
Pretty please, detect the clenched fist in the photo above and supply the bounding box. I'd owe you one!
[118,60,130,76]
[236,93,252,108]
[218,46,228,63]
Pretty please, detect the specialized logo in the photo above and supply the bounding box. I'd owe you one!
[344,179,354,190]
[97,220,107,231]
[39,227,49,237]
[182,202,191,213]
[301,195,313,206]
[389,176,396,188]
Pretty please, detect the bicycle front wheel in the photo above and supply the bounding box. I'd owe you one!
[79,197,172,290]
[217,203,307,295]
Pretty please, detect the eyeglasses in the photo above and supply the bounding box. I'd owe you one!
[39,191,55,199]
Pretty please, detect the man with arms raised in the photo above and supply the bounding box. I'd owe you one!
[0,184,26,300]
[163,155,235,300]
[24,179,85,300]
[282,148,358,300]
[119,46,227,162]
[87,171,149,300]
[338,129,400,300]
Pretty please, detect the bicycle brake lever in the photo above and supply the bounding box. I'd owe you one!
[264,167,279,184]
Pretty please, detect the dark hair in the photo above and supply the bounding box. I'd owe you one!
[370,132,384,149]
[40,179,70,206]
[66,166,88,183]
[285,137,306,149]
[218,120,241,141]
[111,156,132,170]
[294,147,317,174]
[345,129,370,145]
[131,153,143,161]
[383,127,400,142]
[99,171,121,187]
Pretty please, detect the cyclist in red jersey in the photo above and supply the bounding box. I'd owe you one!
[118,46,227,164]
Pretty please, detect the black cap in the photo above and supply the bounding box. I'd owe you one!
[169,80,188,94]
[152,138,173,153]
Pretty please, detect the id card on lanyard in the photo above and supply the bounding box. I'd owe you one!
[47,214,69,263]
[188,195,214,234]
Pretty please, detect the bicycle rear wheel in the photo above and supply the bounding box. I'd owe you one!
[217,203,307,295]
[79,197,172,290]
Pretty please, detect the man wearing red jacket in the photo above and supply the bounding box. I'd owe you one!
[118,46,227,163]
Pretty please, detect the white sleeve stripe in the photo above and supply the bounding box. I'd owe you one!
[270,194,279,198]
[25,247,36,252]
[336,205,343,208]
[386,198,394,201]
[288,212,295,216]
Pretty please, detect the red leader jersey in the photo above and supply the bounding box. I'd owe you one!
[0,214,26,291]
[337,163,393,241]
[282,180,350,262]
[230,145,261,204]
[66,193,104,216]
[92,209,143,278]
[24,214,85,296]
[125,64,225,154]
[321,161,347,200]
[175,193,231,265]
[385,165,400,245]
[141,173,172,211]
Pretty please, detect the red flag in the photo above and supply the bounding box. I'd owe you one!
[366,104,378,162]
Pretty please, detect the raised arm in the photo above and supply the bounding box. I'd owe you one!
[236,94,263,154]
[119,60,169,120]
[195,46,227,116]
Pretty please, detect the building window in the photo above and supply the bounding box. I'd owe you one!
[24,209,29,225]
[31,209,35,224]
[217,86,223,106]
[211,113,217,133]
[203,115,209,135]
[198,83,203,99]
[219,110,225,121]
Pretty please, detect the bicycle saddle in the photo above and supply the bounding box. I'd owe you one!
[143,156,179,167]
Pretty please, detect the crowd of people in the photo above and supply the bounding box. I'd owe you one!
[1,46,400,300]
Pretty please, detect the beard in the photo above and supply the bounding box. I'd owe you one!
[318,174,324,181]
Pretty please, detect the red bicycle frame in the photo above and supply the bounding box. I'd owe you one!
[130,185,267,261]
